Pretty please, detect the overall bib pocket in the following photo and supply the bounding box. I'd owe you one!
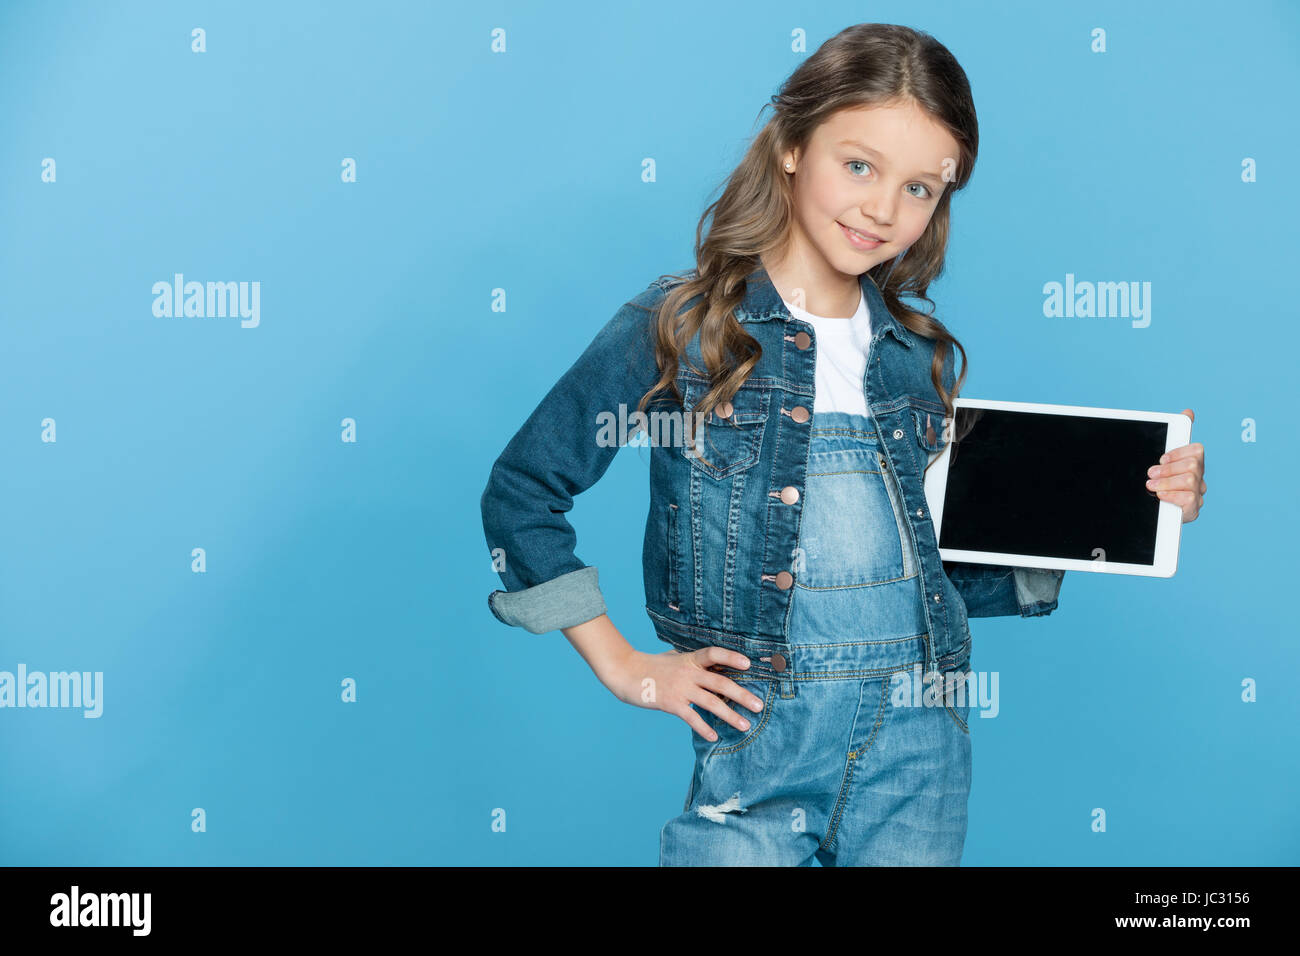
[798,427,910,588]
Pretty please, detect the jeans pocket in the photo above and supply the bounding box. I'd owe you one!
[693,677,777,755]
[942,695,970,734]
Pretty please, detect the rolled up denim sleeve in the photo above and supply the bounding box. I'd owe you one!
[943,562,1065,618]
[481,283,670,634]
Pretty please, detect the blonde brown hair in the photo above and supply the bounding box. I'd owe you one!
[636,23,977,474]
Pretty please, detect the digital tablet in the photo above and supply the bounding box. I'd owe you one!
[922,399,1192,577]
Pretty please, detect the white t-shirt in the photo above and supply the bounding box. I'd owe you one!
[782,290,872,415]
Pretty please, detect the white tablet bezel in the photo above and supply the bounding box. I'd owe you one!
[922,398,1192,578]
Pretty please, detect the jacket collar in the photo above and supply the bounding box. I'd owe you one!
[735,261,913,350]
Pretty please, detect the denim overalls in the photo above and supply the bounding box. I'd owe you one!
[659,411,972,866]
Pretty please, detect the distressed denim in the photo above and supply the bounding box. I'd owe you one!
[480,263,1065,675]
[659,413,971,866]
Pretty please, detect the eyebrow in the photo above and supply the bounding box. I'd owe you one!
[838,139,947,187]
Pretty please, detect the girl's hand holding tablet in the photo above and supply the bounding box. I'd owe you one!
[1146,408,1206,524]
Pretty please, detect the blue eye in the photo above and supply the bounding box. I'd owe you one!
[848,160,933,199]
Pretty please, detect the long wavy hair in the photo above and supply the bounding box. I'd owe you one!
[635,22,976,477]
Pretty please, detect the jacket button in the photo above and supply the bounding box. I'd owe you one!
[933,592,942,602]
[916,508,924,517]
[775,570,794,589]
[770,652,788,672]
[793,331,811,350]
[893,428,904,439]
[717,400,734,419]
[790,405,810,423]
[780,485,799,504]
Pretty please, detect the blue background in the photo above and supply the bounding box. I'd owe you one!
[1,0,1296,865]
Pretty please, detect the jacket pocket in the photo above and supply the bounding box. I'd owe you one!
[910,402,949,455]
[667,502,680,611]
[680,382,770,479]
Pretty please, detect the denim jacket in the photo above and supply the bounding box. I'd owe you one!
[480,264,1065,676]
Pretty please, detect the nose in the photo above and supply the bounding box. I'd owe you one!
[859,186,896,228]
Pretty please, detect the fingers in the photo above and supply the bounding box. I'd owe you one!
[696,645,752,672]
[1151,454,1200,477]
[1147,446,1205,495]
[686,687,752,739]
[1158,442,1204,467]
[1153,481,1203,519]
[1144,443,1205,521]
[1146,465,1201,494]
[677,647,765,741]
[674,701,723,742]
[1161,479,1207,499]
[697,669,766,714]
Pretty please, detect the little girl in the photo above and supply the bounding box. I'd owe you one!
[480,23,1206,866]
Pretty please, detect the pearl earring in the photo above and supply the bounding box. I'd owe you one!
[784,162,793,171]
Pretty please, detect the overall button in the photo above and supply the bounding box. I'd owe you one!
[775,571,794,589]
[779,485,799,504]
[770,652,787,672]
[790,405,810,423]
[793,331,811,350]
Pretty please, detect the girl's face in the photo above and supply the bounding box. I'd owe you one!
[782,100,960,279]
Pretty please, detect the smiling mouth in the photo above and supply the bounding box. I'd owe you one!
[838,222,884,243]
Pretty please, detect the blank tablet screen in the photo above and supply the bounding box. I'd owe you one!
[937,407,1169,566]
